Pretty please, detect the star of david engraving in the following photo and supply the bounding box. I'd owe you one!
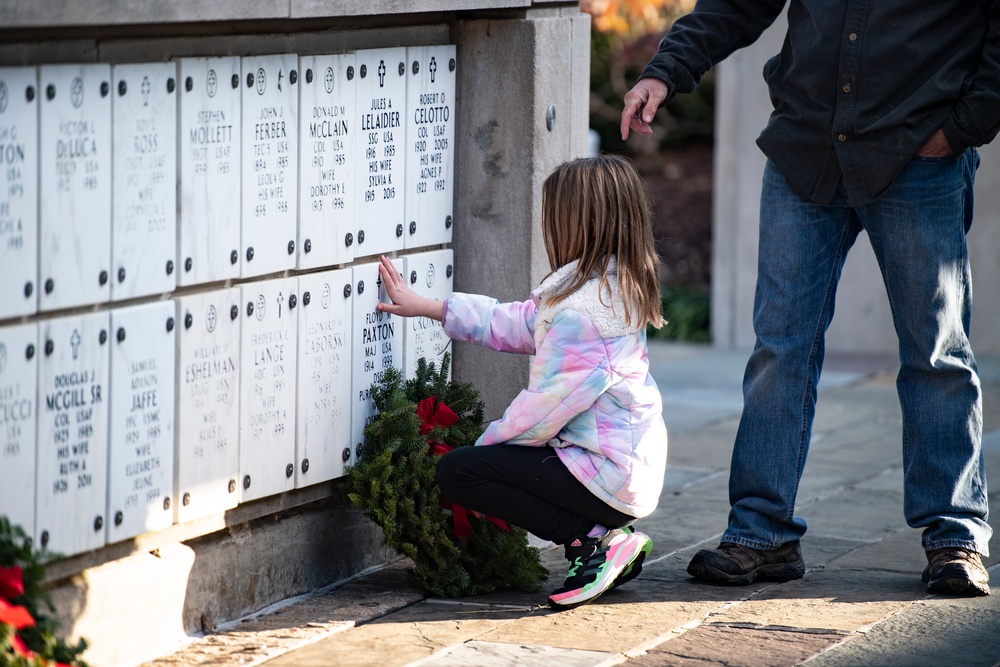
[206,305,217,333]
[429,57,437,84]
[141,76,151,106]
[378,60,386,88]
[206,69,218,98]
[70,77,84,109]
[70,329,81,360]
[324,67,335,94]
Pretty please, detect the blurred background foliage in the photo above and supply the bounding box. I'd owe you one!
[582,0,713,343]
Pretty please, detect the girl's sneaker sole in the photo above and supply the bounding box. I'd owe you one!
[547,532,652,610]
[610,532,653,590]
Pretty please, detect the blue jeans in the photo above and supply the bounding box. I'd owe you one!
[725,151,991,556]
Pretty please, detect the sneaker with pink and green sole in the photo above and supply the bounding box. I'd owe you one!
[547,528,653,610]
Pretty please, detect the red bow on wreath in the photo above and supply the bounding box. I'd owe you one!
[416,396,509,543]
[0,565,70,665]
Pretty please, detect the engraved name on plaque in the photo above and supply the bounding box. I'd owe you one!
[178,57,241,287]
[354,48,407,257]
[239,277,298,501]
[112,63,178,300]
[39,64,112,311]
[0,323,38,539]
[241,54,298,278]
[405,45,456,249]
[401,249,453,381]
[36,312,109,556]
[297,54,356,270]
[107,302,176,542]
[350,262,402,466]
[175,288,241,523]
[0,68,39,319]
[296,269,352,486]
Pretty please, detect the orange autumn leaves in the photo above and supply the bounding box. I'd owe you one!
[582,0,695,37]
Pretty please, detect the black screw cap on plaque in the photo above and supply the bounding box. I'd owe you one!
[44,278,54,294]
[449,58,456,72]
[243,475,251,490]
[306,68,313,83]
[163,497,171,511]
[23,282,32,298]
[343,284,352,298]
[117,267,126,283]
[185,77,193,92]
[395,223,403,238]
[398,62,405,76]
[360,64,367,78]
[44,340,53,356]
[184,313,193,329]
[412,61,419,75]
[166,259,174,275]
[166,317,174,332]
[228,479,237,493]
[410,271,417,285]
[304,239,312,253]
[303,291,311,306]
[342,447,351,462]
[99,81,108,97]
[231,74,239,89]
[289,293,297,309]
[167,78,176,93]
[356,443,363,459]
[116,327,126,343]
[25,344,34,360]
[182,492,191,506]
[301,459,310,474]
[99,330,107,345]
[118,80,127,96]
[246,247,254,262]
[358,230,365,244]
[445,215,453,229]
[285,463,294,478]
[26,85,35,102]
[446,264,453,278]
[287,240,295,255]
[290,70,298,85]
[114,511,123,526]
[231,249,239,265]
[99,270,108,285]
[357,280,365,295]
[345,232,354,247]
[347,65,355,80]
[46,84,55,100]
[247,72,255,88]
[94,516,103,531]
[246,301,254,317]
[409,221,417,235]
[185,257,192,272]
[40,531,49,548]
[230,305,239,320]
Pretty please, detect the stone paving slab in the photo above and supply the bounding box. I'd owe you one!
[413,640,614,667]
[627,625,843,667]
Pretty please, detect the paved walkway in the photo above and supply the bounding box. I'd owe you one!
[145,342,1000,667]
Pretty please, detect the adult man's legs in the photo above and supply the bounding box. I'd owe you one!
[689,161,860,584]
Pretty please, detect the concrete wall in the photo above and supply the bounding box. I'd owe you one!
[712,11,1000,357]
[0,4,590,666]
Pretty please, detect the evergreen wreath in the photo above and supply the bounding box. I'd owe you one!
[0,517,89,667]
[347,354,548,597]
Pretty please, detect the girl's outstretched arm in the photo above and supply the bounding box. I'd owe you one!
[375,255,445,321]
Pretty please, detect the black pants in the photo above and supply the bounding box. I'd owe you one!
[435,444,634,546]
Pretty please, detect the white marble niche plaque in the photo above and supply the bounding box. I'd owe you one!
[175,288,241,522]
[401,249,453,381]
[350,262,402,466]
[297,54,356,270]
[0,68,39,319]
[239,277,298,501]
[354,48,407,257]
[296,269,352,486]
[404,45,456,249]
[107,302,176,542]
[241,54,298,278]
[111,63,178,300]
[0,323,38,539]
[178,57,242,287]
[36,312,110,556]
[39,64,112,311]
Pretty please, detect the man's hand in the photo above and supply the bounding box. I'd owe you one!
[621,78,669,140]
[916,129,953,158]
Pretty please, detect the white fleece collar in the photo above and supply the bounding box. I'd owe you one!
[532,257,636,340]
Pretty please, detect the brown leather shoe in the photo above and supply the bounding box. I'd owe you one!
[922,548,991,596]
[687,540,805,585]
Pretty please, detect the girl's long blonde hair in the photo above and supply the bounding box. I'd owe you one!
[541,153,665,330]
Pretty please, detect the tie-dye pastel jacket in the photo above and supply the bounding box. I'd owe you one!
[441,258,668,518]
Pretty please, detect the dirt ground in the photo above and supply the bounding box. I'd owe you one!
[634,142,714,293]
